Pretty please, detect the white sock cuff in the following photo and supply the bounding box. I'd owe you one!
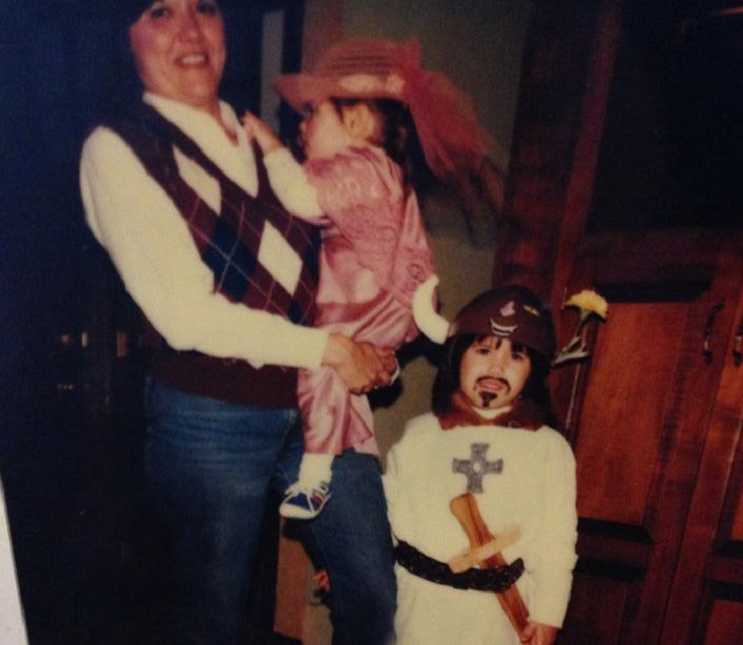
[297,453,333,486]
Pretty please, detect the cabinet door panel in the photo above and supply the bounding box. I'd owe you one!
[702,596,743,645]
[732,488,743,540]
[559,569,638,645]
[576,301,686,525]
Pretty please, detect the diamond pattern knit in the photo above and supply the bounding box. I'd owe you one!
[104,104,319,406]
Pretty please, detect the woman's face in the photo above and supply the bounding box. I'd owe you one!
[458,336,532,412]
[129,0,226,116]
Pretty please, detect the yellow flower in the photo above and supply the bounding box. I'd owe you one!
[565,289,608,319]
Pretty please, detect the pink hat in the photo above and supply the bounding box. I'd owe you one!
[274,38,493,179]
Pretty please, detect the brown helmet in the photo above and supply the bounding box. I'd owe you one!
[451,285,555,360]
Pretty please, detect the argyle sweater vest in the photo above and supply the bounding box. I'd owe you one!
[105,104,319,407]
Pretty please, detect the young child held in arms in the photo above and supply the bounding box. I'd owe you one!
[385,285,578,644]
[244,39,492,519]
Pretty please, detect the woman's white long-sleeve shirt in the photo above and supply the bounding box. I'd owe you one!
[80,93,328,369]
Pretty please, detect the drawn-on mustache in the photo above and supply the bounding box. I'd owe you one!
[476,376,511,393]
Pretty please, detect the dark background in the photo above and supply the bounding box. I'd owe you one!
[589,2,743,231]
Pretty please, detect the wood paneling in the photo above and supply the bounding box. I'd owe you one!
[274,531,309,640]
[575,302,685,525]
[703,598,743,645]
[558,567,638,645]
[733,498,743,541]
[493,0,607,299]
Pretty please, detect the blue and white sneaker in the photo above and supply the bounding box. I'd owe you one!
[279,481,332,520]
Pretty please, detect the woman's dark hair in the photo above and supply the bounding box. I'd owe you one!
[330,98,436,195]
[96,4,150,118]
[432,334,557,428]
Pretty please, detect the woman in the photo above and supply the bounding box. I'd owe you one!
[79,2,397,643]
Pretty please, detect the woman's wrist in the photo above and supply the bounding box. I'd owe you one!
[321,333,396,394]
[321,333,351,369]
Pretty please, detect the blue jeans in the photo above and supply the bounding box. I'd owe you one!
[144,379,396,645]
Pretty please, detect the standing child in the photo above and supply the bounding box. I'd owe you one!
[386,285,578,645]
[244,38,493,520]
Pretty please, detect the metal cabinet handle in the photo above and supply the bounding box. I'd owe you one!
[703,302,725,363]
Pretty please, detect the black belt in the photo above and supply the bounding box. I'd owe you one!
[395,540,524,592]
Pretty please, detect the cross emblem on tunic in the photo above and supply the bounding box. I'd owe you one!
[452,443,503,494]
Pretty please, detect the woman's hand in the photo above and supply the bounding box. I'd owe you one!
[242,111,283,154]
[520,621,558,645]
[322,333,396,394]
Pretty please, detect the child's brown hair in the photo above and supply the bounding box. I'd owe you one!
[330,97,434,194]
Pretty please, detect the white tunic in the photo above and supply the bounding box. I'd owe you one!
[384,413,577,645]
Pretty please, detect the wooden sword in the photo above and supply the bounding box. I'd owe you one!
[450,492,530,637]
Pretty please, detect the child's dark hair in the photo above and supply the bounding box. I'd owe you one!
[330,98,435,194]
[432,334,557,429]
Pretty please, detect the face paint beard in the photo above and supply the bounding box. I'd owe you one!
[479,391,497,407]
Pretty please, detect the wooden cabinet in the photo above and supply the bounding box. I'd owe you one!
[552,231,743,644]
[501,2,743,642]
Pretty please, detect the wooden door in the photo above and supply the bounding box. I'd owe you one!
[551,231,743,644]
